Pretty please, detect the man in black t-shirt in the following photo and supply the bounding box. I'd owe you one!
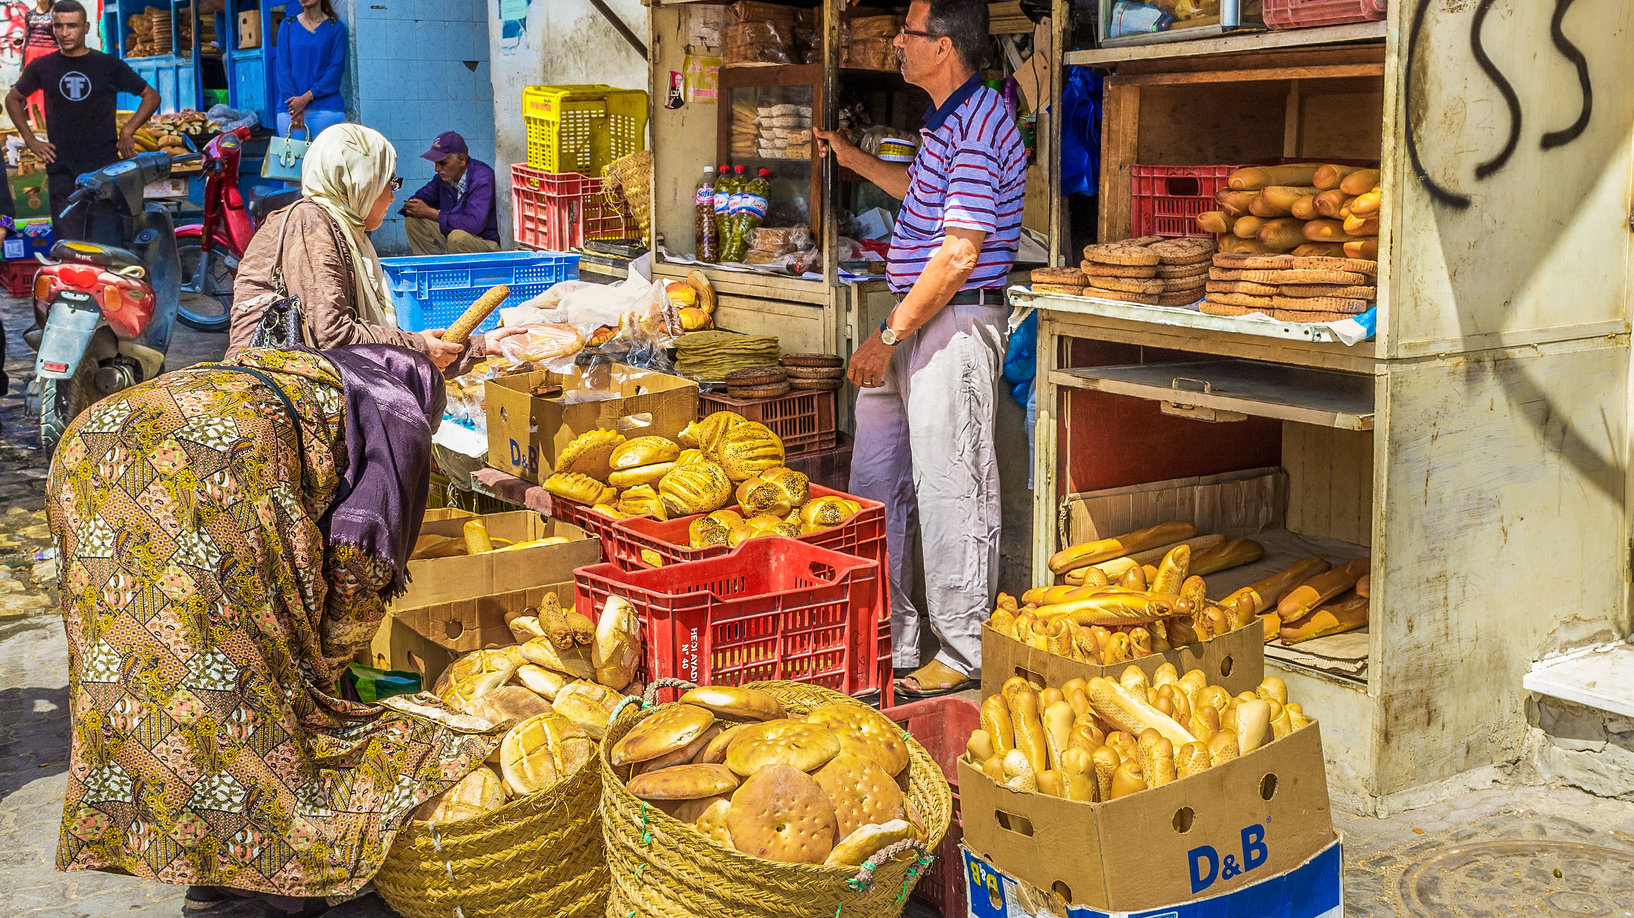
[4,0,159,240]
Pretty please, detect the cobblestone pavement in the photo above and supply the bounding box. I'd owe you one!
[5,296,1634,918]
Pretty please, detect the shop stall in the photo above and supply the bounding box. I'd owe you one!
[1018,3,1633,811]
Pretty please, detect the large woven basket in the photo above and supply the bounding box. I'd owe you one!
[375,756,606,918]
[600,681,953,918]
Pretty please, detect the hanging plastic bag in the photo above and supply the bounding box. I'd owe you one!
[1060,66,1103,197]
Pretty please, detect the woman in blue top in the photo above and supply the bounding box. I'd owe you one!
[275,0,347,140]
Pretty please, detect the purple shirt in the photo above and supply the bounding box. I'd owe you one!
[409,157,500,242]
[887,75,1027,295]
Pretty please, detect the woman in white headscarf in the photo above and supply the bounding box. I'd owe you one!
[228,123,518,373]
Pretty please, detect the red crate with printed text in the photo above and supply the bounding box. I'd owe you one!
[511,164,637,251]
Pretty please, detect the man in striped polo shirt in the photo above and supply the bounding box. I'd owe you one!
[813,0,1025,698]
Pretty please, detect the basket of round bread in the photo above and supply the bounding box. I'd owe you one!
[374,593,648,918]
[600,680,954,918]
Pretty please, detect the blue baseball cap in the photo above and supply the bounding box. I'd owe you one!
[422,131,469,161]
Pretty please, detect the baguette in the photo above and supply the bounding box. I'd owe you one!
[444,284,511,344]
[1276,556,1370,621]
[1249,186,1320,218]
[1151,544,1190,596]
[1218,236,1279,255]
[1312,163,1363,191]
[1303,219,1359,243]
[1034,592,1178,626]
[1195,210,1235,234]
[1176,741,1210,778]
[1312,189,1351,219]
[1079,533,1225,580]
[1344,238,1379,260]
[1231,214,1268,239]
[1280,594,1369,643]
[1343,214,1380,237]
[1047,521,1197,574]
[1339,168,1382,196]
[1137,729,1177,788]
[1257,217,1309,251]
[1354,574,1370,598]
[1042,700,1075,773]
[980,695,1016,754]
[1008,690,1048,776]
[1109,760,1146,798]
[1349,189,1382,216]
[1214,189,1260,217]
[1221,556,1332,616]
[461,519,493,555]
[1289,194,1319,221]
[1228,163,1322,190]
[1087,676,1196,748]
[966,729,996,764]
[1235,698,1271,755]
[1189,538,1265,576]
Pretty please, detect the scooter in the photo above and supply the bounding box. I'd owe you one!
[24,150,199,448]
[174,126,300,330]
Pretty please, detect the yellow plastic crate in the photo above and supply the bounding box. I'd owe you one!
[522,84,648,175]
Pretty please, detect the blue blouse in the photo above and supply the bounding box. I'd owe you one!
[275,11,346,112]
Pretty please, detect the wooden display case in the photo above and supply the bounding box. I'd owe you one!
[1029,7,1633,810]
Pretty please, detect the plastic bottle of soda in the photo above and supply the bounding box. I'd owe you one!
[725,168,771,262]
[712,163,733,250]
[695,165,719,262]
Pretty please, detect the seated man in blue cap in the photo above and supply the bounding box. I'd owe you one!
[403,130,501,255]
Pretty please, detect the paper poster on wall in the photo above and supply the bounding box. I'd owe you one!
[498,0,528,52]
[683,54,720,102]
[686,3,724,47]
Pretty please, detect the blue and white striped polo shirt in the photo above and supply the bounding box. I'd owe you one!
[887,75,1027,295]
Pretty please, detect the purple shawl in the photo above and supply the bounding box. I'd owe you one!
[318,344,446,598]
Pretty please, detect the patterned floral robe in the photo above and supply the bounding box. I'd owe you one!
[47,349,497,900]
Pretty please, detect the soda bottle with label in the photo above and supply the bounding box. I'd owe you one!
[712,163,733,248]
[695,165,719,262]
[724,168,771,263]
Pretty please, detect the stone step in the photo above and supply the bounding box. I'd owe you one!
[1524,640,1634,718]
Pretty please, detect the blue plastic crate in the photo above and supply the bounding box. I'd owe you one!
[379,250,579,334]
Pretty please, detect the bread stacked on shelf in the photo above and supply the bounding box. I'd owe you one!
[1028,235,1216,307]
[1202,253,1379,322]
[1197,163,1380,261]
[780,353,844,391]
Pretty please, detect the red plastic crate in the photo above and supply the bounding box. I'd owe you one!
[884,695,980,917]
[575,538,886,700]
[604,484,883,571]
[2,260,35,297]
[1265,0,1386,30]
[1130,164,1237,239]
[546,495,651,564]
[511,164,637,251]
[699,388,838,457]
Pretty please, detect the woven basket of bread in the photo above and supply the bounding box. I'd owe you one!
[600,680,953,918]
[374,755,606,918]
[601,149,651,238]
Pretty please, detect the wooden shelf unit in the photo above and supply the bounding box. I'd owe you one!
[1035,6,1633,811]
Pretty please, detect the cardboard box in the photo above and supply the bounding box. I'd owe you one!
[962,837,1342,918]
[979,619,1265,699]
[369,582,575,685]
[19,218,53,258]
[237,11,260,48]
[395,510,601,611]
[485,365,699,484]
[958,722,1333,913]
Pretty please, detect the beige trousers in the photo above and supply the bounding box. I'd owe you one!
[405,216,501,256]
[848,302,1008,677]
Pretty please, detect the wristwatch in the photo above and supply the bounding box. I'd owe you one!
[878,318,900,346]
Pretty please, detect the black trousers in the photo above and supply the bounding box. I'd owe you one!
[48,171,87,242]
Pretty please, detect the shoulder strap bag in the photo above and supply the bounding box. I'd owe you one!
[261,123,312,183]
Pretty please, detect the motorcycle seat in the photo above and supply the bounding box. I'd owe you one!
[50,240,145,273]
[247,187,302,223]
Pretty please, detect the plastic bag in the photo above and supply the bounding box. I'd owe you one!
[206,103,258,132]
[1060,67,1103,197]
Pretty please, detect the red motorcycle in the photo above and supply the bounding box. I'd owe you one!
[174,126,299,331]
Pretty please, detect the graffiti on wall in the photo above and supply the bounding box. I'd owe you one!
[1405,0,1593,210]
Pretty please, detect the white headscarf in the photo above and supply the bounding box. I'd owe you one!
[301,123,398,328]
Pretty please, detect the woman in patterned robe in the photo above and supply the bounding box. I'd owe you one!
[46,345,497,911]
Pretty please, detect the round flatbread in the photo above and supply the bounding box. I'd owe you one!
[1276,283,1377,300]
[1272,309,1355,323]
[804,701,910,776]
[725,366,786,385]
[1084,288,1159,305]
[1082,275,1164,295]
[1270,295,1368,315]
[1208,291,1276,309]
[498,712,593,796]
[680,686,787,722]
[781,353,844,368]
[1030,267,1088,286]
[728,381,792,399]
[812,753,907,838]
[611,703,717,766]
[1082,244,1161,267]
[628,762,740,801]
[1155,262,1211,279]
[1206,279,1281,297]
[724,719,841,775]
[783,365,845,380]
[1201,300,1256,317]
[1156,291,1203,307]
[1215,252,1377,275]
[726,764,839,864]
[1031,282,1086,296]
[790,378,844,391]
[1210,267,1370,286]
[1079,261,1158,279]
[824,819,917,867]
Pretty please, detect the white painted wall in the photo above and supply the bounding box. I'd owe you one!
[484,0,646,244]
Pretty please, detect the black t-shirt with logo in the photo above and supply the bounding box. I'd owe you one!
[16,49,150,176]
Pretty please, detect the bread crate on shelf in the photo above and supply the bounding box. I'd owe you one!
[546,495,649,564]
[575,538,886,700]
[511,164,637,251]
[379,250,579,334]
[698,388,838,456]
[604,484,885,573]
[1130,164,1237,238]
[883,695,980,918]
[521,84,648,175]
